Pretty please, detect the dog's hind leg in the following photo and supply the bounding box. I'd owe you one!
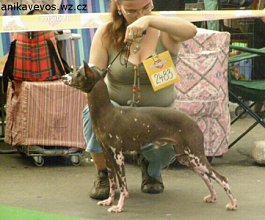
[180,148,237,210]
[202,166,238,210]
[200,173,217,203]
[176,151,217,203]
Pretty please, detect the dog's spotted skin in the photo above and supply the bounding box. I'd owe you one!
[62,62,238,213]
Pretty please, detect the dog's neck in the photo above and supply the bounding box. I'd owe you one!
[87,77,113,120]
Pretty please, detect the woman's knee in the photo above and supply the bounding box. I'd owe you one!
[82,105,92,141]
[141,144,175,168]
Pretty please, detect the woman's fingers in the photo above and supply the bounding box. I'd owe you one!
[124,28,146,43]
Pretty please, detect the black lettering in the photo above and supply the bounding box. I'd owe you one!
[154,69,174,86]
[68,4,73,10]
[38,4,45,10]
[154,74,159,85]
[1,4,6,11]
[33,5,40,11]
[21,4,27,11]
[51,4,56,11]
[159,73,164,83]
[28,4,34,11]
[7,5,13,11]
[16,2,22,10]
[60,5,68,11]
[170,69,174,79]
[77,4,87,11]
[82,4,87,11]
[167,69,173,80]
[44,4,52,11]
[163,70,169,81]
[155,72,165,85]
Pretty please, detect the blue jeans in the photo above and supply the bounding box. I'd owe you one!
[82,101,176,178]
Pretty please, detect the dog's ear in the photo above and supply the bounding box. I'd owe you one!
[83,61,94,79]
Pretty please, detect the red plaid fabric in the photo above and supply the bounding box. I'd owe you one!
[12,31,64,81]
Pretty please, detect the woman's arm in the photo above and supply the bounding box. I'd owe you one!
[125,15,197,54]
[89,23,109,69]
[146,15,197,42]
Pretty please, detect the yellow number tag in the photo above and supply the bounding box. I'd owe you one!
[143,51,180,92]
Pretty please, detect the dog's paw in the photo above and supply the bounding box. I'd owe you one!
[203,194,217,203]
[226,199,238,211]
[108,205,124,213]
[97,197,113,206]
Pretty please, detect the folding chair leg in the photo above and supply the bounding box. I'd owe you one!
[229,121,259,149]
[229,91,265,149]
[231,102,256,125]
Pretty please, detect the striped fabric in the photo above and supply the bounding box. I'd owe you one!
[5,81,87,148]
[2,1,110,149]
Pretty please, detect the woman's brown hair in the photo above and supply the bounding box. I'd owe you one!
[104,0,127,51]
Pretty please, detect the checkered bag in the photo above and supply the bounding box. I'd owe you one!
[2,31,65,92]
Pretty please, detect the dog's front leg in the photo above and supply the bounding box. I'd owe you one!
[107,149,129,213]
[97,169,116,207]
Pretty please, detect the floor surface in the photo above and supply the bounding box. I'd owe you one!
[0,114,265,220]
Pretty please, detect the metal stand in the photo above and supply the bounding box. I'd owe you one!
[55,30,81,72]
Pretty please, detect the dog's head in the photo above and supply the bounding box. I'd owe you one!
[62,61,104,93]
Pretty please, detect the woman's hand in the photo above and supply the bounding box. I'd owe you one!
[124,16,149,43]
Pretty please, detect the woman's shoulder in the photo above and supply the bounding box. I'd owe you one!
[93,22,112,48]
[96,21,112,35]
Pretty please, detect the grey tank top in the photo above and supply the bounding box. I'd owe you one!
[105,36,177,107]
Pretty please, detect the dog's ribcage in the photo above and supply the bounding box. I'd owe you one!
[93,105,202,152]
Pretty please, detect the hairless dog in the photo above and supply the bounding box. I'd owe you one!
[62,61,238,213]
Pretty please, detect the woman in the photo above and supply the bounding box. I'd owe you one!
[83,0,197,200]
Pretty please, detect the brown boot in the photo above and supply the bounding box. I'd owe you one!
[140,157,164,194]
[89,169,110,200]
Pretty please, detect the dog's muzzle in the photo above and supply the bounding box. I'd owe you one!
[61,74,72,85]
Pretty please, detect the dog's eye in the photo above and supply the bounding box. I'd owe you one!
[76,72,80,77]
